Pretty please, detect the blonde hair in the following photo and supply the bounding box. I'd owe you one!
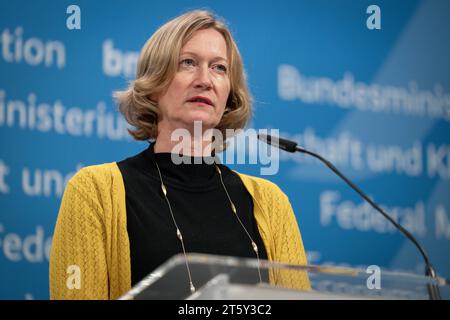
[114,10,252,143]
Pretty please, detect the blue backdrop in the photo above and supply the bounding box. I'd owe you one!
[1,0,449,299]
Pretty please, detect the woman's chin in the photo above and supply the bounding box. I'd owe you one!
[185,114,219,128]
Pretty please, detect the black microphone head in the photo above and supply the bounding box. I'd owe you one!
[257,133,298,153]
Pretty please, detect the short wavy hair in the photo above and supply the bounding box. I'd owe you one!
[114,10,253,144]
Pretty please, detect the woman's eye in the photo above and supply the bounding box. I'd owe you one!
[180,58,195,67]
[213,64,227,73]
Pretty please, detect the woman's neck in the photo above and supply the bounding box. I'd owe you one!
[153,133,215,157]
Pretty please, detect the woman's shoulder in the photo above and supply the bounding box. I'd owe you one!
[67,162,122,193]
[232,170,288,201]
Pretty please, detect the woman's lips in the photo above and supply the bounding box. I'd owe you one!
[186,96,214,106]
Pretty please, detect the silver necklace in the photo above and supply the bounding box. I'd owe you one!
[154,159,263,293]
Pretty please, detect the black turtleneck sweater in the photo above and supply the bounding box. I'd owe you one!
[117,143,267,286]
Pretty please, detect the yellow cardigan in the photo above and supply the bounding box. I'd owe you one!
[49,162,309,299]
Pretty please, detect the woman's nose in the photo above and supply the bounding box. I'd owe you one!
[193,65,213,90]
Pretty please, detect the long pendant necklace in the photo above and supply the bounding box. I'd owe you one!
[154,160,263,293]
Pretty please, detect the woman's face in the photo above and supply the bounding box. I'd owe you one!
[156,28,231,135]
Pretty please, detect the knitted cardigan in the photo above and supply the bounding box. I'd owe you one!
[49,162,310,299]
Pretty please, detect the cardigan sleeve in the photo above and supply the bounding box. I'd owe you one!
[270,186,311,290]
[236,172,311,290]
[49,169,110,299]
[275,191,308,266]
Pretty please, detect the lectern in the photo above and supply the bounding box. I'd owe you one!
[119,253,448,300]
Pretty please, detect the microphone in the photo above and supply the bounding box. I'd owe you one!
[258,133,442,300]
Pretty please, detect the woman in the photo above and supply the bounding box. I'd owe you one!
[50,10,309,300]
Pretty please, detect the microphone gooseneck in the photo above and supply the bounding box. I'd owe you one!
[258,133,441,300]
